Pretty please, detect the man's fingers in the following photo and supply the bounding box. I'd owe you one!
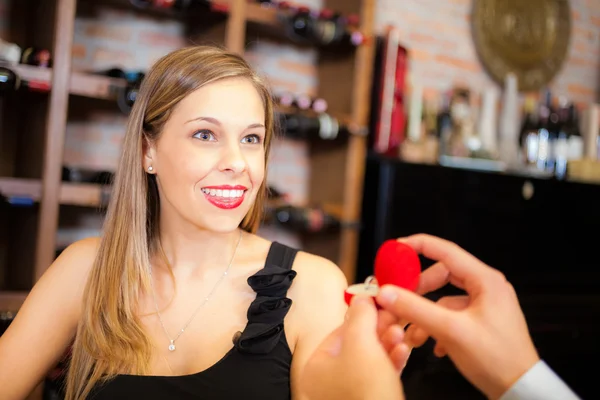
[376,284,456,341]
[398,234,496,296]
[417,262,465,294]
[405,324,429,348]
[403,295,468,348]
[433,342,447,358]
[389,343,412,373]
[377,309,399,337]
[380,324,405,353]
[437,295,470,310]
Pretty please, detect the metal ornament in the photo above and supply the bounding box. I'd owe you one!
[472,0,572,91]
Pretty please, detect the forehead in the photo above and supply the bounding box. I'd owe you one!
[171,77,265,124]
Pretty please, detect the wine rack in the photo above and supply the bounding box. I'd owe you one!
[0,0,376,297]
[0,0,376,397]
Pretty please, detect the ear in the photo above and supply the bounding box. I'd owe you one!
[143,137,157,173]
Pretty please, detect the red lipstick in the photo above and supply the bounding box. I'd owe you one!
[201,185,248,210]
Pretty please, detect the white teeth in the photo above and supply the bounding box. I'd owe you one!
[201,188,245,198]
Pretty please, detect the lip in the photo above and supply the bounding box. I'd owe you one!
[201,185,248,210]
[202,185,248,190]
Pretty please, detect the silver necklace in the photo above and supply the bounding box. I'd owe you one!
[150,230,242,352]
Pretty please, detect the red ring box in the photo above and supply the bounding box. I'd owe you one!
[345,239,421,306]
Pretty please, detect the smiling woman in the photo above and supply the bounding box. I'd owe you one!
[0,46,350,400]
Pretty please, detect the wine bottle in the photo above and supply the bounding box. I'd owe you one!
[130,0,153,8]
[0,66,50,94]
[554,103,571,179]
[519,96,539,166]
[117,72,145,115]
[566,103,584,161]
[278,112,348,141]
[267,204,341,233]
[20,47,52,68]
[1,191,34,207]
[293,93,312,110]
[274,92,295,108]
[286,6,315,43]
[152,0,212,11]
[314,10,364,49]
[62,167,114,185]
[0,38,22,63]
[536,103,551,172]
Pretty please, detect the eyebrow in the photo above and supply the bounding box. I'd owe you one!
[185,116,265,130]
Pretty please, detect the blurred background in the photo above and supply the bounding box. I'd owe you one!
[0,0,599,399]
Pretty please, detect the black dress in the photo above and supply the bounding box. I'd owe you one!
[89,242,298,400]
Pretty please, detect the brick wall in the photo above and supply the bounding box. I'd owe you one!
[376,0,600,105]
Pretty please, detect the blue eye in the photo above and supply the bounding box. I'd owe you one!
[242,134,261,144]
[193,130,216,141]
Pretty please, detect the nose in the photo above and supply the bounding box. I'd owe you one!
[218,141,247,174]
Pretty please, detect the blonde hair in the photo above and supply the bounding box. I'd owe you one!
[65,46,275,399]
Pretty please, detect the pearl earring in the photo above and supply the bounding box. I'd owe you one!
[148,166,153,172]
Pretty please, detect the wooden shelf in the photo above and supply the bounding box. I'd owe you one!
[59,182,111,208]
[3,63,127,100]
[245,1,279,26]
[0,178,112,207]
[0,291,28,312]
[0,177,42,202]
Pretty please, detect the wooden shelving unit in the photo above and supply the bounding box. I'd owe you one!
[0,0,376,396]
[0,291,28,313]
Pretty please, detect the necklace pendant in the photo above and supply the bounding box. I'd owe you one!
[168,340,176,351]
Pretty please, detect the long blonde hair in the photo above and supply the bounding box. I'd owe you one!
[65,46,276,399]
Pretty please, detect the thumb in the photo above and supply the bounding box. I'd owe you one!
[343,295,379,350]
[377,285,454,341]
[314,325,344,357]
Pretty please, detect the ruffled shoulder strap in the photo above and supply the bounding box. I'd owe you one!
[234,242,298,354]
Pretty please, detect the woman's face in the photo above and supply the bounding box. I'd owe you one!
[144,77,266,233]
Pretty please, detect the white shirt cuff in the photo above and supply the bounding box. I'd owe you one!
[499,360,581,400]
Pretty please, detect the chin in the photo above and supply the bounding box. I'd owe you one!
[196,213,248,234]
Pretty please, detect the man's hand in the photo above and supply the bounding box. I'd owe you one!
[300,296,404,400]
[376,234,540,400]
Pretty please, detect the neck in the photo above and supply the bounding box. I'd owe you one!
[155,212,243,275]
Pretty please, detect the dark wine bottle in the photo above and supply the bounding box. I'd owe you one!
[130,0,153,8]
[152,0,212,11]
[286,6,315,43]
[518,96,539,166]
[278,112,348,141]
[62,166,114,185]
[565,103,583,161]
[21,47,52,68]
[117,72,145,115]
[554,103,571,180]
[0,67,19,94]
[0,66,50,94]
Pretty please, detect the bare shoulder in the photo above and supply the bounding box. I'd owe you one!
[287,250,348,317]
[0,236,101,399]
[50,236,101,286]
[291,251,348,292]
[24,236,101,319]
